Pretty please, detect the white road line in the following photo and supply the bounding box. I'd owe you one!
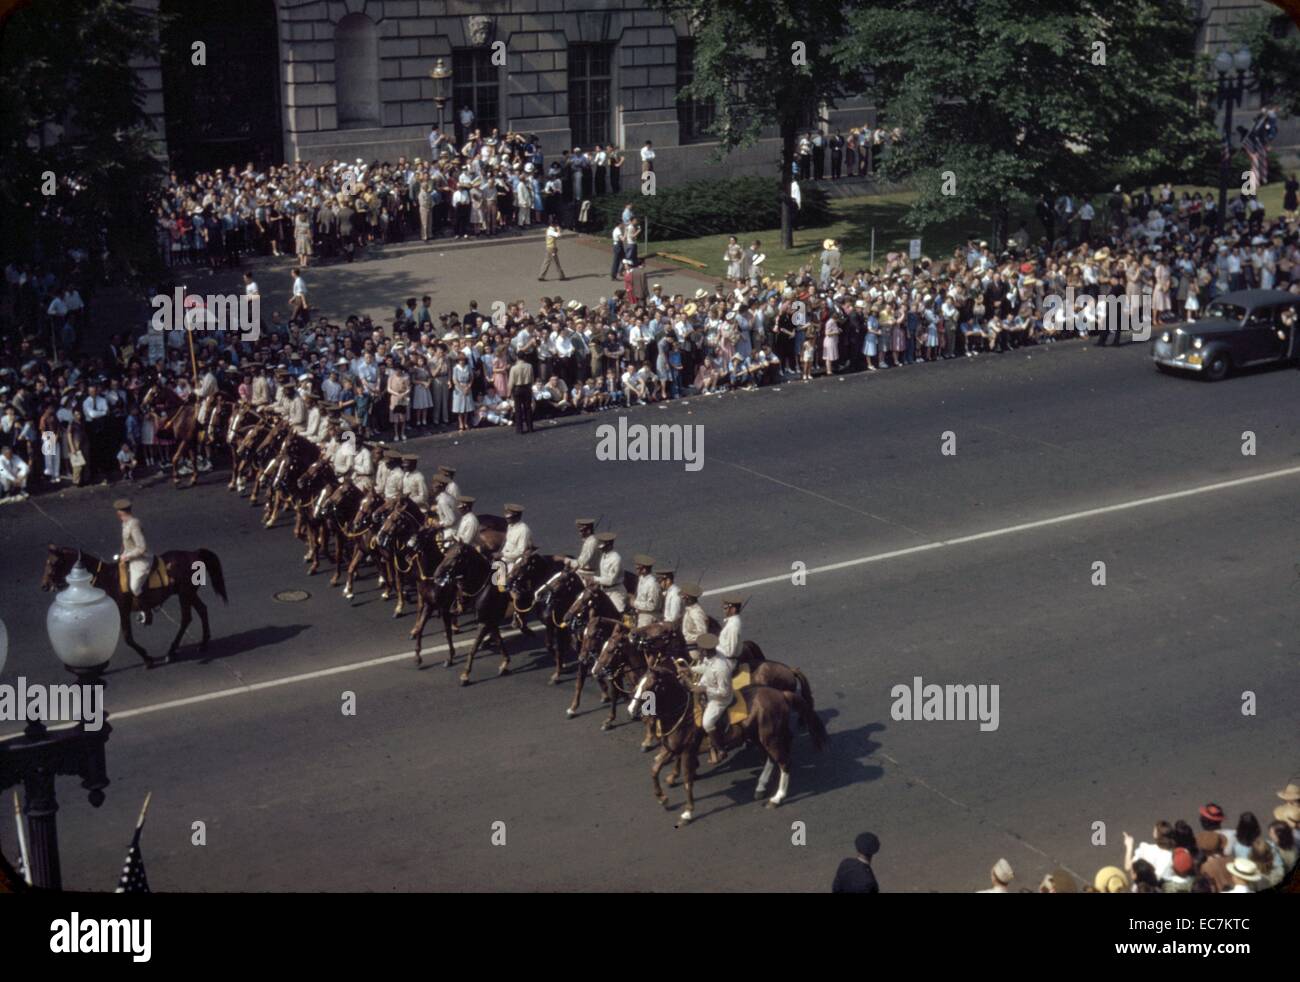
[108,630,524,723]
[18,463,1296,728]
[704,464,1300,595]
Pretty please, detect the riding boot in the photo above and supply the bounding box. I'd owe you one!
[709,729,728,765]
[133,594,153,626]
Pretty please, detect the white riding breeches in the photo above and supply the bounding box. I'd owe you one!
[702,696,732,733]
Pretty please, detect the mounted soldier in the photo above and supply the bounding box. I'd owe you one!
[493,503,532,588]
[436,464,460,500]
[631,554,661,627]
[114,498,153,624]
[659,565,682,627]
[678,581,708,660]
[430,474,458,532]
[563,517,599,573]
[454,495,479,547]
[686,632,732,763]
[718,593,746,673]
[586,531,627,613]
[401,455,429,509]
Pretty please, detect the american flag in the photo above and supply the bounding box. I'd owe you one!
[115,792,152,894]
[115,826,150,894]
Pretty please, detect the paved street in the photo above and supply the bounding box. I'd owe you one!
[3,321,1298,891]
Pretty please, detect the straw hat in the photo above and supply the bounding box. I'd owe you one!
[823,238,837,250]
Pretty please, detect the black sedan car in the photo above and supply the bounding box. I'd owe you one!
[1153,288,1300,380]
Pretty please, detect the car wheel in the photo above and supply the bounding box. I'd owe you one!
[1204,352,1229,381]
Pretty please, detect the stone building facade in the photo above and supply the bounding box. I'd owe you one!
[134,0,872,182]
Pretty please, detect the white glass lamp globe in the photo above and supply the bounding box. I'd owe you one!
[46,560,120,671]
[1233,47,1251,72]
[1214,50,1233,74]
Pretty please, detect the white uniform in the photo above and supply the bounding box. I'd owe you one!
[332,439,355,477]
[443,478,461,500]
[287,395,307,431]
[682,602,708,649]
[351,446,373,491]
[196,371,219,424]
[402,470,429,507]
[595,549,627,612]
[456,511,480,546]
[566,535,598,572]
[120,516,152,596]
[493,520,532,585]
[693,653,734,732]
[304,405,323,443]
[382,466,404,502]
[633,573,662,627]
[434,490,457,527]
[718,613,742,670]
[661,583,683,626]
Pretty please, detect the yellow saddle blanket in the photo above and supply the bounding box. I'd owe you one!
[120,557,171,594]
[690,669,751,729]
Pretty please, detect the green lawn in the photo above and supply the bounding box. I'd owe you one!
[649,182,1289,280]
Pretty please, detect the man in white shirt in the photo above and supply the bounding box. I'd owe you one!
[587,531,626,612]
[493,503,532,587]
[687,633,733,762]
[640,141,655,174]
[631,555,662,627]
[977,858,1014,893]
[538,220,566,281]
[658,567,682,627]
[455,496,480,547]
[717,594,745,671]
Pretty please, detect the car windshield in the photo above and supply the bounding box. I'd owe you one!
[1202,302,1247,323]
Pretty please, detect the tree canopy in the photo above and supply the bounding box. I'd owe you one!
[835,0,1218,246]
[0,0,165,282]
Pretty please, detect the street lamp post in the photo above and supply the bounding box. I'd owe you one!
[430,58,452,146]
[0,559,120,889]
[1214,46,1257,232]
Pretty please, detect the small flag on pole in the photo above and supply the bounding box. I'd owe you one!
[115,792,152,894]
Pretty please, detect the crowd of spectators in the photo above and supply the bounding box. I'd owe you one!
[151,125,632,272]
[3,170,1299,502]
[975,781,1300,894]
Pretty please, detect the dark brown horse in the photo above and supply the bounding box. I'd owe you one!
[591,620,677,746]
[504,553,587,684]
[141,385,199,487]
[630,664,827,823]
[40,545,228,666]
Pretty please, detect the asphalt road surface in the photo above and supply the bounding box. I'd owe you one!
[2,339,1298,892]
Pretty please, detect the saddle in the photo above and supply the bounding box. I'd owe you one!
[120,556,171,594]
[688,669,751,731]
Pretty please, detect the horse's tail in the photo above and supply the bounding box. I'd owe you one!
[198,549,228,603]
[782,691,828,751]
[792,668,814,715]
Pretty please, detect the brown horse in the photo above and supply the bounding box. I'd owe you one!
[40,545,228,666]
[141,385,199,487]
[591,621,676,746]
[630,664,827,823]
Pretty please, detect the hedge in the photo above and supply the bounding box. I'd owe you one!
[588,176,832,241]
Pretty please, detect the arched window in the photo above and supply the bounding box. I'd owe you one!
[336,13,379,129]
